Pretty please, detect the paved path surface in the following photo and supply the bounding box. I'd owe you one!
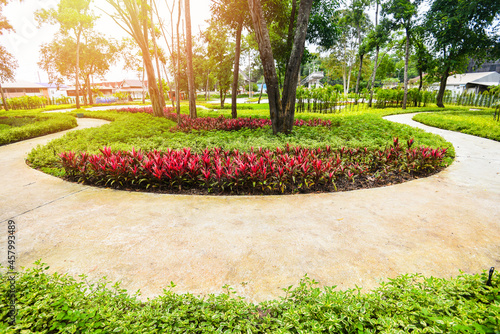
[1,114,499,302]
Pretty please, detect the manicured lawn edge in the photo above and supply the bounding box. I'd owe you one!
[413,108,500,141]
[0,263,498,332]
[0,112,77,146]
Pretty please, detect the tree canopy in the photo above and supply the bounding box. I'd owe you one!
[425,0,500,107]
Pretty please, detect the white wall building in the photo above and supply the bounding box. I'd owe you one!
[429,72,500,94]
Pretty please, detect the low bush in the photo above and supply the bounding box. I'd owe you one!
[0,111,77,146]
[59,138,447,195]
[0,263,498,332]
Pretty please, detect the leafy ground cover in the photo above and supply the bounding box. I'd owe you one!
[0,111,77,146]
[28,107,454,193]
[413,108,500,141]
[60,139,447,195]
[0,263,498,333]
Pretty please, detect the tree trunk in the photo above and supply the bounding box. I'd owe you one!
[205,70,210,101]
[368,45,380,107]
[280,0,314,132]
[402,30,409,110]
[248,0,283,134]
[141,60,146,104]
[418,68,423,92]
[87,74,93,105]
[231,19,243,119]
[141,2,162,117]
[0,84,8,111]
[355,53,364,97]
[75,28,82,109]
[150,0,166,109]
[436,65,449,108]
[286,0,298,52]
[82,79,88,106]
[176,0,181,121]
[184,0,197,119]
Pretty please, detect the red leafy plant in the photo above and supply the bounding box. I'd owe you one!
[113,107,332,133]
[59,138,447,195]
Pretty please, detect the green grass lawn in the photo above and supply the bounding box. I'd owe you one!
[27,104,454,172]
[413,108,500,141]
[0,110,77,146]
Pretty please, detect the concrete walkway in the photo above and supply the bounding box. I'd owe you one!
[1,114,499,302]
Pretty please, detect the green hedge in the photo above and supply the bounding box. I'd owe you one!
[0,263,498,332]
[0,111,77,146]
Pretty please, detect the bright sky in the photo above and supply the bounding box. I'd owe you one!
[1,0,212,83]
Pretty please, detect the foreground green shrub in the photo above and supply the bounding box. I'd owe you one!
[0,263,498,332]
[0,111,77,146]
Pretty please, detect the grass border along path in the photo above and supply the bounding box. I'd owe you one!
[413,107,500,141]
[0,111,77,146]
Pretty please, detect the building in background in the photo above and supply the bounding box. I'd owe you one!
[37,83,68,98]
[1,81,49,99]
[428,72,500,94]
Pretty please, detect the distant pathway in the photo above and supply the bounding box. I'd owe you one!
[0,113,498,302]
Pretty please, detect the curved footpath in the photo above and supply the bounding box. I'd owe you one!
[0,113,499,302]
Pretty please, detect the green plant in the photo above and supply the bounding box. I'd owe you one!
[0,263,498,332]
[0,111,77,146]
[414,108,500,141]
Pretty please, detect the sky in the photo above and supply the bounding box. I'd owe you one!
[1,0,212,83]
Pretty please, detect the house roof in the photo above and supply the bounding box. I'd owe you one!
[121,79,146,88]
[37,83,68,89]
[446,72,500,86]
[2,80,47,89]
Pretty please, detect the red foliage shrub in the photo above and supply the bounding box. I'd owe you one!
[114,106,332,133]
[59,138,447,195]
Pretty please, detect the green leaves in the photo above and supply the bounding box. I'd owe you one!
[0,112,77,146]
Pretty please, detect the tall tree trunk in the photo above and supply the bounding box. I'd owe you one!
[418,68,423,92]
[231,19,243,119]
[141,60,146,104]
[280,0,314,132]
[436,65,449,108]
[75,28,82,109]
[184,0,197,118]
[402,30,409,110]
[87,74,94,105]
[355,53,364,95]
[176,0,181,121]
[286,0,298,52]
[220,88,225,108]
[205,70,210,101]
[150,0,165,109]
[368,45,380,107]
[248,0,283,134]
[162,64,175,108]
[141,1,162,117]
[82,79,88,106]
[1,84,8,111]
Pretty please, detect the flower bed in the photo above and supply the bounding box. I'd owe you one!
[115,106,332,133]
[59,138,447,195]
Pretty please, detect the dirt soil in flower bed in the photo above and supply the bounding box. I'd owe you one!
[61,168,444,195]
